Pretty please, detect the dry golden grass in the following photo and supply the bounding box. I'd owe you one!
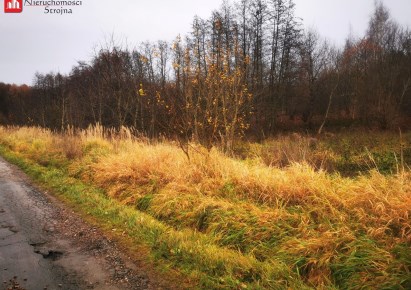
[0,125,410,289]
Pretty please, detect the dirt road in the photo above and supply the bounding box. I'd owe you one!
[0,157,162,290]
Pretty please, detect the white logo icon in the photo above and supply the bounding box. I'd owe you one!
[7,0,20,9]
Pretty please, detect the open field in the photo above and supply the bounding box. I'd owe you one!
[0,125,410,289]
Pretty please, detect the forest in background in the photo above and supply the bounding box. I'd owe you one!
[0,0,410,150]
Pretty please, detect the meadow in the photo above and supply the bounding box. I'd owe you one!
[0,125,410,289]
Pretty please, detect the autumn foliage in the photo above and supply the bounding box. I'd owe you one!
[0,1,410,149]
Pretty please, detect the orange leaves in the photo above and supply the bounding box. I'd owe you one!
[139,55,148,64]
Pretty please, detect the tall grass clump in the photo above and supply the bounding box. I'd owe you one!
[0,125,410,289]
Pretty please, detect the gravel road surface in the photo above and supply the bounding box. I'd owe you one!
[0,157,165,290]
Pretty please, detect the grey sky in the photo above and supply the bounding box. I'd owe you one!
[0,0,410,85]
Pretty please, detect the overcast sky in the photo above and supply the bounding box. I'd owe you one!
[1,0,410,85]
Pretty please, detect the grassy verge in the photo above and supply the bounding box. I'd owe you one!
[0,126,410,289]
[0,145,195,288]
[234,131,411,175]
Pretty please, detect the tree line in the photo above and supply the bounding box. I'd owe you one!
[1,0,410,149]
